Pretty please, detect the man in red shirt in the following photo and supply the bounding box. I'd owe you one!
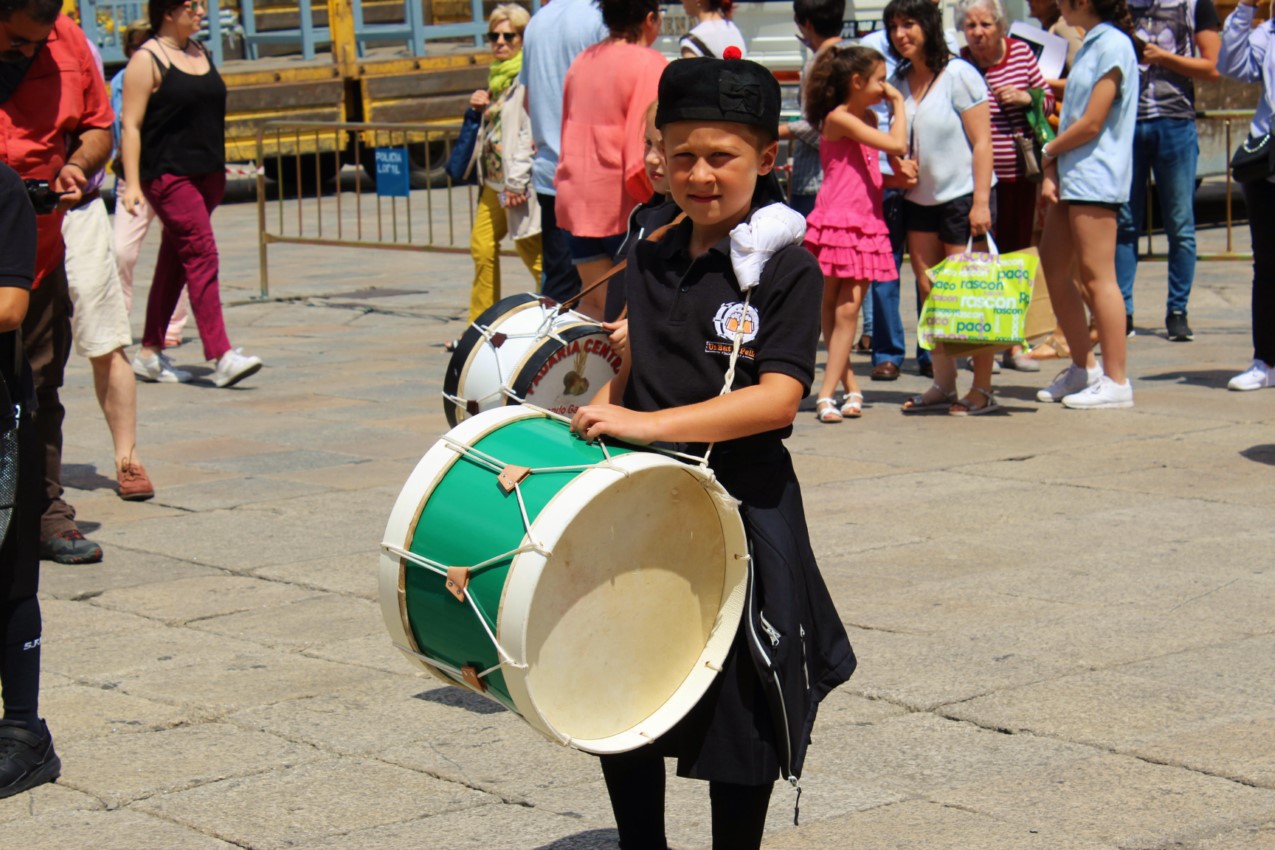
[1,0,114,564]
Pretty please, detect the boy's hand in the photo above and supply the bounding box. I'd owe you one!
[603,319,629,357]
[571,404,657,444]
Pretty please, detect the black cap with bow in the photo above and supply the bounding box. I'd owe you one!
[655,55,781,141]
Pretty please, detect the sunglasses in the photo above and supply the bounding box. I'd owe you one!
[486,31,519,44]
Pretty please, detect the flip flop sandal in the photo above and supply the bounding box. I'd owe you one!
[1028,333,1069,361]
[901,384,957,414]
[816,397,843,423]
[949,386,1000,416]
[840,392,864,418]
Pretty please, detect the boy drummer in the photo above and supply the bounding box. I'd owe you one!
[570,55,856,850]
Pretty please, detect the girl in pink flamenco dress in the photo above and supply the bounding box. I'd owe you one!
[804,45,909,421]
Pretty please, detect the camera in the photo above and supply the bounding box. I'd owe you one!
[23,179,64,215]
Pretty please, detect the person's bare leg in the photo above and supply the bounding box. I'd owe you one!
[1039,202,1097,371]
[904,231,955,405]
[90,348,140,470]
[1071,205,1126,383]
[574,258,615,320]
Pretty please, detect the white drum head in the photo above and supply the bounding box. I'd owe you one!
[500,453,748,753]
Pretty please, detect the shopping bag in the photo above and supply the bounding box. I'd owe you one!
[444,107,482,186]
[917,235,1039,352]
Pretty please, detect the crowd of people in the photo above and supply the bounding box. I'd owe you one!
[460,0,1273,422]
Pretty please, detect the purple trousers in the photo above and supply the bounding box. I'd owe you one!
[140,171,231,361]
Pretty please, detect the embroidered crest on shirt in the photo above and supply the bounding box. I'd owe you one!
[706,301,759,359]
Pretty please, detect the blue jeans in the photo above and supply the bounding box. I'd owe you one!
[871,190,920,367]
[1116,117,1198,317]
[537,192,583,305]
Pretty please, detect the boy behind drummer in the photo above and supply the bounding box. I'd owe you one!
[571,53,856,850]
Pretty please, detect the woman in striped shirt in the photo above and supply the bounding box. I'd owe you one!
[960,0,1054,372]
[960,0,1054,251]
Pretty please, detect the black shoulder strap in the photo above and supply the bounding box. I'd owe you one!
[684,34,715,58]
[141,45,170,80]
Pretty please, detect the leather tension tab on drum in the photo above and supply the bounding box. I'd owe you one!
[461,664,487,693]
[489,332,508,348]
[446,566,471,602]
[497,464,531,494]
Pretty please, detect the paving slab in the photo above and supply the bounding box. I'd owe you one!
[39,682,197,743]
[133,757,494,849]
[809,713,1098,796]
[933,753,1275,847]
[0,809,241,849]
[944,668,1275,752]
[56,722,323,807]
[188,594,383,649]
[759,799,1100,850]
[91,574,326,624]
[249,552,381,600]
[0,783,104,824]
[38,550,224,600]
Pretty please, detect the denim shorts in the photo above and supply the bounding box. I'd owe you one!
[567,232,627,265]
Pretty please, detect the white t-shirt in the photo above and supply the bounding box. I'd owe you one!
[680,19,747,58]
[892,58,994,206]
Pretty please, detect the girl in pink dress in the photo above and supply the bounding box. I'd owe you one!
[804,46,908,422]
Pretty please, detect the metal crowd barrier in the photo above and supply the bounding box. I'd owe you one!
[1140,109,1256,263]
[254,119,505,298]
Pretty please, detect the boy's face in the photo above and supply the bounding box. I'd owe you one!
[643,114,669,195]
[662,121,777,232]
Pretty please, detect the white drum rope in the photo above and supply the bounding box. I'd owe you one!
[700,289,754,470]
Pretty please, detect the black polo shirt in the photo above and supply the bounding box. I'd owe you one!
[621,213,822,445]
[0,162,35,408]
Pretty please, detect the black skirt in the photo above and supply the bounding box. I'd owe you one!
[647,442,837,786]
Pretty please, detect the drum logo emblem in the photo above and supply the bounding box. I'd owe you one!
[712,301,760,345]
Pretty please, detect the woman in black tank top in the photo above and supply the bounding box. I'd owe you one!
[119,0,263,389]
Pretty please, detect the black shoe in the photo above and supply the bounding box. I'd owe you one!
[0,719,61,800]
[918,361,934,379]
[1166,311,1193,342]
[1126,314,1135,338]
[40,529,103,564]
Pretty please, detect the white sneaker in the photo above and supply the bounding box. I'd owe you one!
[132,351,192,384]
[1062,375,1134,409]
[1228,360,1275,391]
[212,348,263,388]
[1037,364,1101,403]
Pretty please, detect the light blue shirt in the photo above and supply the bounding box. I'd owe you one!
[519,0,608,196]
[1057,23,1139,204]
[891,58,992,205]
[110,67,126,153]
[859,28,961,176]
[1217,3,1274,140]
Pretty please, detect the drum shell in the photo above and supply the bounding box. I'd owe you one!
[443,294,624,426]
[380,407,749,754]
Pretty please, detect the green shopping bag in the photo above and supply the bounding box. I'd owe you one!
[1025,88,1056,147]
[917,235,1039,351]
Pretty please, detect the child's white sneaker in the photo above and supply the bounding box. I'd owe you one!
[1037,364,1100,403]
[1062,375,1134,409]
[1227,360,1275,391]
[212,348,263,388]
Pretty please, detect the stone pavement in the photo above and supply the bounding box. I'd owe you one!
[2,183,1273,849]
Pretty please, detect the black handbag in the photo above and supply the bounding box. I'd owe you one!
[1231,133,1274,184]
[445,107,483,185]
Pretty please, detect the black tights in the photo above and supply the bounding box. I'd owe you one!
[599,751,774,850]
[0,596,41,732]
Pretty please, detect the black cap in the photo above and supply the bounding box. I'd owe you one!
[655,56,781,141]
